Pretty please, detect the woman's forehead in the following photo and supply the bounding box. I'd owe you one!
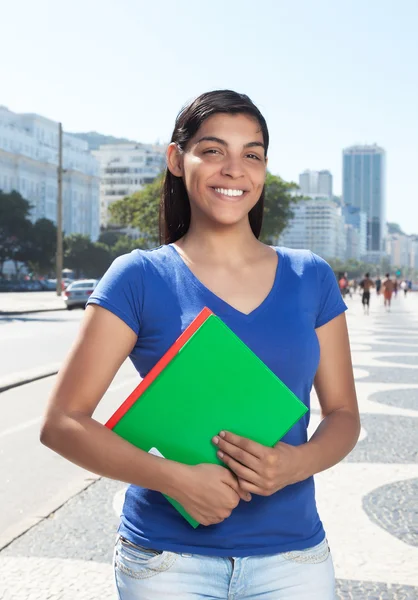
[194,113,263,140]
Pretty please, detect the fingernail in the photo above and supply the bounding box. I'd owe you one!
[213,436,219,445]
[219,431,226,438]
[217,451,224,458]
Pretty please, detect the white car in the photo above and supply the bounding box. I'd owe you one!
[64,279,99,310]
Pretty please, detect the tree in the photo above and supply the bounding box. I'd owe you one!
[260,173,301,243]
[64,234,112,279]
[387,222,404,235]
[64,234,93,279]
[109,172,299,246]
[27,218,57,276]
[109,175,162,246]
[83,242,112,278]
[110,235,148,260]
[0,191,32,275]
[98,228,126,248]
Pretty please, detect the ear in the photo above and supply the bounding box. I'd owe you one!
[166,143,183,177]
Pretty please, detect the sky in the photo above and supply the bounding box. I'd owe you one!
[1,0,418,233]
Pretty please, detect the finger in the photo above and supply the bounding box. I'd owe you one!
[219,453,261,486]
[222,471,252,501]
[237,486,252,502]
[214,438,260,470]
[237,478,270,497]
[216,431,264,459]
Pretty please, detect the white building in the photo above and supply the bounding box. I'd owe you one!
[410,238,418,271]
[386,233,414,270]
[0,106,100,240]
[279,196,346,260]
[342,205,367,260]
[93,143,166,227]
[299,170,333,199]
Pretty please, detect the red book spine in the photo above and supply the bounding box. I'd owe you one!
[105,307,213,429]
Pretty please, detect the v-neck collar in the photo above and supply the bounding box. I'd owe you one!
[167,244,283,321]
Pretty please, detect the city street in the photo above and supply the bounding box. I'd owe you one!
[0,293,417,599]
[0,310,82,384]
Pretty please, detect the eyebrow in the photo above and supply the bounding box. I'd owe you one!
[196,136,265,150]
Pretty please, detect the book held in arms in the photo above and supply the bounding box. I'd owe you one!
[106,307,308,528]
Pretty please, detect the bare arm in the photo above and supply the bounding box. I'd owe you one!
[298,313,360,478]
[40,304,250,525]
[40,305,184,497]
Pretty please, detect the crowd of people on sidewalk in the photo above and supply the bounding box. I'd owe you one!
[338,272,413,314]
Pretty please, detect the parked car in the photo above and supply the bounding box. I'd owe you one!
[64,279,98,310]
[40,279,57,291]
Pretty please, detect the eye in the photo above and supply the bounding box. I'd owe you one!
[203,149,221,155]
[246,153,261,161]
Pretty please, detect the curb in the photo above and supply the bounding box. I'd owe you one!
[0,475,101,551]
[0,307,67,316]
[0,366,60,393]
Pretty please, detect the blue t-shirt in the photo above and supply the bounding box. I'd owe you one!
[88,244,347,557]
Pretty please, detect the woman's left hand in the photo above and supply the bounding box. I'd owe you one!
[212,431,305,496]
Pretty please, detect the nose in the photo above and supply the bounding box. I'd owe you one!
[220,156,245,179]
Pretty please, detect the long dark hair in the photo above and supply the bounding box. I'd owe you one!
[160,90,269,244]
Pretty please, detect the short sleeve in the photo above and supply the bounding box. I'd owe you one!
[87,251,143,336]
[312,253,347,328]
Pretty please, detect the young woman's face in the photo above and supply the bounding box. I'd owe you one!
[173,113,267,230]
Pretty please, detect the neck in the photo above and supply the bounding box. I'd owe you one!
[174,218,264,265]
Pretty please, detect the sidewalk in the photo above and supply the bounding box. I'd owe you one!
[0,292,66,315]
[0,291,417,599]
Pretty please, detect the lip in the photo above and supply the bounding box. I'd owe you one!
[210,187,248,202]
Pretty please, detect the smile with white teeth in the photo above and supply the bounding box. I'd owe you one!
[213,188,245,197]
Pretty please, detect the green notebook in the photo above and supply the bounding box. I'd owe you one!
[106,307,307,527]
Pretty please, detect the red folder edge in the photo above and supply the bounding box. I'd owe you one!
[105,306,214,430]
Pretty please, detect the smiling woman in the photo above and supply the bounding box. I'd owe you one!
[40,90,359,600]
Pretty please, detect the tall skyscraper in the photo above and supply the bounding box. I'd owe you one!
[318,170,333,197]
[343,145,386,254]
[299,170,333,198]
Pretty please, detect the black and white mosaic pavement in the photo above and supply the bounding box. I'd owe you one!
[362,478,418,547]
[375,354,418,365]
[369,388,418,411]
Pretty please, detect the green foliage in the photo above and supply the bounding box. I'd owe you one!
[260,173,301,244]
[327,257,395,279]
[27,218,57,276]
[109,175,163,246]
[0,190,33,274]
[387,222,404,235]
[64,234,112,279]
[98,229,126,248]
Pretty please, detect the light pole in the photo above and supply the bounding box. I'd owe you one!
[56,123,63,296]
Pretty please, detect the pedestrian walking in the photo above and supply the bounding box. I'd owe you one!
[393,279,398,298]
[338,272,349,299]
[401,280,408,297]
[360,272,374,314]
[383,274,395,311]
[375,277,382,295]
[40,90,360,600]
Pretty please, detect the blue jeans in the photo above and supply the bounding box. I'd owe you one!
[114,535,335,599]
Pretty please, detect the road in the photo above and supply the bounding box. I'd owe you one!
[0,296,417,599]
[0,310,84,381]
[0,309,138,548]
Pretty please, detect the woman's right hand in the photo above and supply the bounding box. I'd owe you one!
[171,463,252,526]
